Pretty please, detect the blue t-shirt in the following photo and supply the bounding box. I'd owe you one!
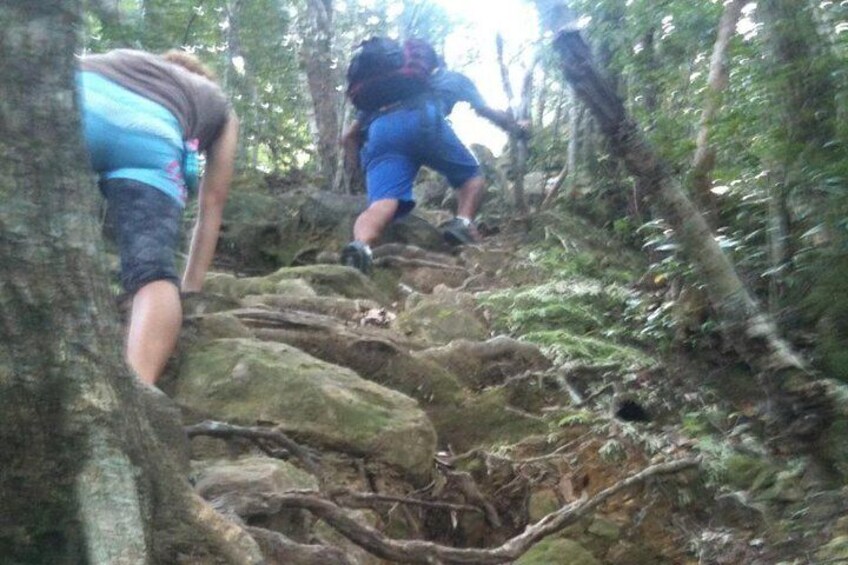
[428,68,487,115]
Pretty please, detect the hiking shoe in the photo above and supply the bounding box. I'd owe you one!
[442,217,479,247]
[340,241,373,274]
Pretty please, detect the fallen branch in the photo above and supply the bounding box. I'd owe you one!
[334,490,484,515]
[443,470,502,528]
[540,161,569,209]
[247,526,353,565]
[265,458,699,564]
[504,405,547,423]
[512,431,595,464]
[185,420,322,478]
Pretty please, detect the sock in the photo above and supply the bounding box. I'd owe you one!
[455,216,473,227]
[354,241,373,255]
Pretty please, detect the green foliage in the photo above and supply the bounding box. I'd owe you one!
[556,409,599,427]
[83,0,311,174]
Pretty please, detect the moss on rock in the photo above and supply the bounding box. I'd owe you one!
[397,286,489,346]
[516,538,600,565]
[204,272,317,300]
[174,338,436,480]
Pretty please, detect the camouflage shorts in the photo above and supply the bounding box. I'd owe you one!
[101,179,182,295]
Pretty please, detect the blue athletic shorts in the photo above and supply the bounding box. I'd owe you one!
[77,71,188,206]
[360,102,481,218]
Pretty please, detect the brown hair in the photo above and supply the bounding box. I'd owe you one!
[161,49,217,82]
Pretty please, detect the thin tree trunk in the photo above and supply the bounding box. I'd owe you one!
[767,175,792,313]
[225,0,261,167]
[759,0,840,301]
[496,34,527,215]
[535,70,548,127]
[691,0,745,222]
[0,4,262,563]
[565,86,580,198]
[548,28,808,390]
[300,0,343,192]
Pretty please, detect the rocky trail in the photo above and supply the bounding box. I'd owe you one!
[149,190,848,564]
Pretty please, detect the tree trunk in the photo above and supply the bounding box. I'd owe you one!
[759,0,841,297]
[0,4,262,563]
[548,28,809,391]
[495,34,527,215]
[691,0,745,223]
[300,0,344,192]
[564,87,581,199]
[225,0,267,169]
[767,175,792,313]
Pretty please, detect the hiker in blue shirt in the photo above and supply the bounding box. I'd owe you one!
[340,43,528,274]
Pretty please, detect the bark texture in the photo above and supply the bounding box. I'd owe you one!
[549,29,808,387]
[0,3,261,563]
[496,34,527,214]
[690,0,745,221]
[300,0,344,191]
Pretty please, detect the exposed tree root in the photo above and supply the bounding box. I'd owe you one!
[333,489,486,515]
[185,420,322,478]
[257,458,699,564]
[248,526,354,565]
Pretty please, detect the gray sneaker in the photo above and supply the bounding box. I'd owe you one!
[340,241,372,274]
[442,218,478,246]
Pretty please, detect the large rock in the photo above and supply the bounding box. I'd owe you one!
[205,265,384,303]
[204,271,317,300]
[412,178,448,208]
[516,538,600,565]
[174,338,436,480]
[383,214,449,253]
[214,187,300,273]
[193,456,318,539]
[416,336,551,389]
[396,285,489,345]
[241,293,381,320]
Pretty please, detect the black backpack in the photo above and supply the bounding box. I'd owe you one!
[346,37,438,113]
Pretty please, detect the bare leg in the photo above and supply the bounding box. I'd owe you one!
[353,199,400,245]
[455,175,485,219]
[126,280,182,385]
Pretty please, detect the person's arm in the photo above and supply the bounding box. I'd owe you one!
[181,111,239,292]
[455,71,531,139]
[475,106,520,134]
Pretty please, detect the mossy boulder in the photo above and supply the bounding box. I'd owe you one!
[174,338,436,480]
[528,489,561,522]
[396,285,489,346]
[204,272,317,300]
[264,265,385,301]
[192,456,318,539]
[383,214,450,252]
[516,538,600,565]
[213,187,302,273]
[183,312,253,341]
[415,336,551,389]
[241,293,380,320]
[817,536,848,563]
[431,387,547,451]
